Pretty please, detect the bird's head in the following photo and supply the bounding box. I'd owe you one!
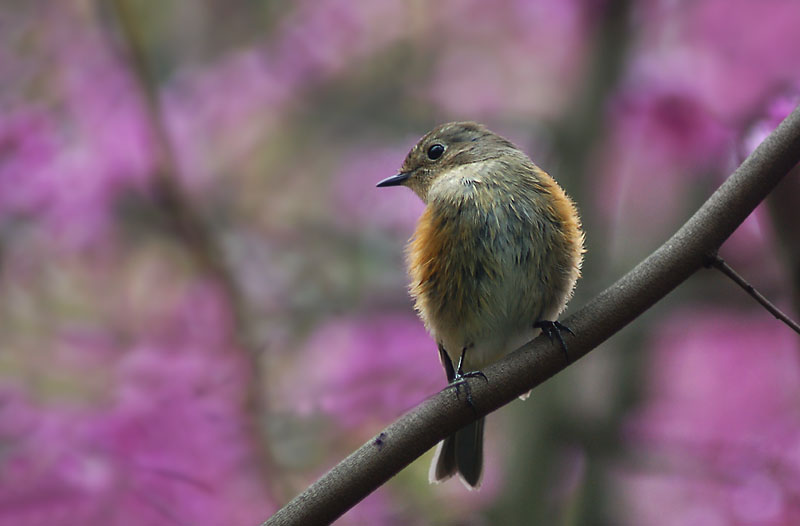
[377,121,518,203]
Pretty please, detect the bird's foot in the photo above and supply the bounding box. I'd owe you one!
[449,346,488,414]
[534,320,574,363]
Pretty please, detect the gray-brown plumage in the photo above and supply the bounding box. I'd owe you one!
[378,121,584,489]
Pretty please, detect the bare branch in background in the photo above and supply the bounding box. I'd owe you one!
[107,0,276,487]
[109,0,239,316]
[705,253,800,335]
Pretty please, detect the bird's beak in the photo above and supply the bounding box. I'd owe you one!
[376,171,411,187]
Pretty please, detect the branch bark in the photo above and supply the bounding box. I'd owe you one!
[263,103,800,526]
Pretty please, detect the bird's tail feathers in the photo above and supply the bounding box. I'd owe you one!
[429,417,485,490]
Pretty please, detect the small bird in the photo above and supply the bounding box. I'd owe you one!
[377,122,584,489]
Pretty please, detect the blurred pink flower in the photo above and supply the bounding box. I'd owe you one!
[163,0,410,190]
[0,347,272,526]
[0,278,273,525]
[146,281,237,349]
[719,205,785,286]
[333,143,425,237]
[632,0,800,120]
[0,108,62,216]
[4,0,416,243]
[163,50,292,190]
[279,314,443,429]
[107,343,272,526]
[723,88,799,279]
[578,0,800,272]
[616,309,800,525]
[280,313,506,516]
[270,0,407,87]
[0,7,156,247]
[52,19,155,190]
[337,489,405,526]
[428,0,591,118]
[598,0,800,255]
[594,89,734,250]
[740,89,800,160]
[0,107,138,248]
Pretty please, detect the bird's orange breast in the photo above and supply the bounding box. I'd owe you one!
[407,195,500,340]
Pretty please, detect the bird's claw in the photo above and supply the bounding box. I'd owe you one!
[448,347,488,414]
[534,320,574,363]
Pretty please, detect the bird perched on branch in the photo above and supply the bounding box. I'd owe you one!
[377,121,584,489]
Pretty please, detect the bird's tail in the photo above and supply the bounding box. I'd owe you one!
[429,417,484,489]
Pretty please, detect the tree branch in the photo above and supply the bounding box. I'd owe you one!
[705,253,800,335]
[263,103,800,526]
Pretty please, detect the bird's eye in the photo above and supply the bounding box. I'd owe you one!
[427,144,445,161]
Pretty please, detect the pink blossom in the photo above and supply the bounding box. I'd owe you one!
[0,108,62,215]
[279,314,443,429]
[428,0,591,118]
[597,0,800,263]
[724,88,799,281]
[162,50,292,190]
[632,0,800,120]
[0,342,273,526]
[163,0,410,191]
[333,143,426,237]
[719,205,785,285]
[741,90,800,160]
[270,0,408,87]
[616,310,800,525]
[594,89,734,250]
[337,489,401,526]
[0,7,156,248]
[0,274,273,525]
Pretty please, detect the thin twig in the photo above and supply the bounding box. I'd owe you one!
[262,104,800,526]
[705,253,800,335]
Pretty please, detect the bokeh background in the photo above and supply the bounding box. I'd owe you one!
[2,1,800,524]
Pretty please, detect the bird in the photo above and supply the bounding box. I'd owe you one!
[377,121,584,489]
